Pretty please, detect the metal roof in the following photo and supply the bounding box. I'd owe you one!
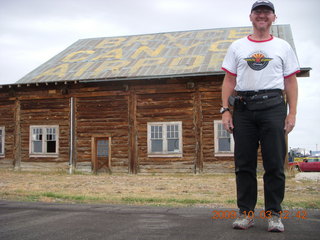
[16,25,299,84]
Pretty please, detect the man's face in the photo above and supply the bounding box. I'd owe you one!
[250,6,276,31]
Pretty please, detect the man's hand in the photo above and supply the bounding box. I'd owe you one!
[222,111,234,133]
[284,113,296,135]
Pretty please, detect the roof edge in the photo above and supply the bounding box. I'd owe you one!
[1,67,312,89]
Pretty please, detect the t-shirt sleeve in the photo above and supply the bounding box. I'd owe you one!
[283,44,300,78]
[221,43,237,76]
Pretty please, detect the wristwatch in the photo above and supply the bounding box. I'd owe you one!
[220,107,230,114]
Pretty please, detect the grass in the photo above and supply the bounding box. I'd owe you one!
[0,169,319,209]
[121,197,213,206]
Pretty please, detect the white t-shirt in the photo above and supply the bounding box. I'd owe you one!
[222,35,300,91]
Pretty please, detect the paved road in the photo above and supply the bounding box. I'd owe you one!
[0,200,319,240]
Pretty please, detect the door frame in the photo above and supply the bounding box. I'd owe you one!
[91,134,112,173]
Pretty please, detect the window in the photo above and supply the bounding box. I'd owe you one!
[214,120,234,156]
[30,126,59,156]
[148,122,182,157]
[0,127,4,156]
[97,139,109,157]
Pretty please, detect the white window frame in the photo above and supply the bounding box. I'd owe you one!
[214,120,234,156]
[29,125,59,157]
[147,121,183,157]
[0,126,4,157]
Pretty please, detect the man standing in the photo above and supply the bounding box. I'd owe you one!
[221,0,300,232]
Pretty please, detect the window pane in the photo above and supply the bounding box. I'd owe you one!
[151,125,163,139]
[47,141,56,153]
[167,124,179,139]
[32,128,42,141]
[33,141,42,153]
[219,138,231,152]
[218,124,230,138]
[155,126,159,138]
[151,140,163,152]
[168,139,179,152]
[159,126,162,138]
[47,134,52,141]
[216,122,232,153]
[151,126,155,138]
[46,128,56,141]
[97,139,109,157]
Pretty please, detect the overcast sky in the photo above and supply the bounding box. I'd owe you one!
[1,0,319,152]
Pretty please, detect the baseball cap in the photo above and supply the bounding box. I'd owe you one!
[251,0,275,13]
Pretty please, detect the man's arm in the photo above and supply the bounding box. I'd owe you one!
[284,74,298,134]
[221,72,236,133]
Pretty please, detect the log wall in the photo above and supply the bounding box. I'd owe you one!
[76,95,129,173]
[0,98,15,168]
[0,75,238,173]
[19,98,70,163]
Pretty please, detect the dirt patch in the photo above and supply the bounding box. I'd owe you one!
[295,172,320,181]
[0,170,319,209]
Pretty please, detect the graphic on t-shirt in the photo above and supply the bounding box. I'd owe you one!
[244,51,273,71]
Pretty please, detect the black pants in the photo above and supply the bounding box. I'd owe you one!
[233,100,287,214]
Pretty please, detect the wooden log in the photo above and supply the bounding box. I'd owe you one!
[193,89,203,173]
[128,89,138,174]
[13,99,21,169]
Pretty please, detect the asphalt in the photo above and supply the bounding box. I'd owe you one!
[0,200,319,240]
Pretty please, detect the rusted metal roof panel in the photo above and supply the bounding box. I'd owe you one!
[16,25,297,84]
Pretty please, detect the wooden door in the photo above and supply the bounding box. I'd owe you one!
[92,136,111,173]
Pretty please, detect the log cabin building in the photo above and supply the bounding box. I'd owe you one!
[0,25,310,174]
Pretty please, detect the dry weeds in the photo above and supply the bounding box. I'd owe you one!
[0,170,319,209]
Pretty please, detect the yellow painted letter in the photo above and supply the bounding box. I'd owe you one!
[175,42,202,55]
[92,48,123,61]
[131,44,165,59]
[62,50,94,62]
[92,60,130,76]
[95,38,127,48]
[163,32,192,42]
[123,35,155,47]
[131,58,166,73]
[33,64,69,79]
[74,62,94,77]
[228,28,251,39]
[169,56,204,70]
[209,40,234,52]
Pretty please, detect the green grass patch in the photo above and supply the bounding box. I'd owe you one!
[121,197,213,206]
[283,200,320,209]
[6,192,107,204]
[226,199,236,204]
[42,192,87,201]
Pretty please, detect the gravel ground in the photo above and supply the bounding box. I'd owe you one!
[295,172,320,181]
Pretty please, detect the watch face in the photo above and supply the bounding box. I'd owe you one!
[220,107,229,113]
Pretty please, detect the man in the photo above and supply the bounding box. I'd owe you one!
[220,0,299,232]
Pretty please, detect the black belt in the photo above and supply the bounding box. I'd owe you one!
[236,89,283,97]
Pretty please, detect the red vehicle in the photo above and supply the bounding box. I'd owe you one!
[297,157,320,172]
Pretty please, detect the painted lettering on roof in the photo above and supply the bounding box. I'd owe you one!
[16,25,295,83]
